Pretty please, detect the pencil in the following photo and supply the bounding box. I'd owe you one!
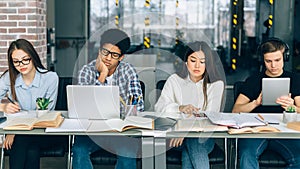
[119,96,126,107]
[137,95,142,103]
[258,113,264,121]
[129,95,133,105]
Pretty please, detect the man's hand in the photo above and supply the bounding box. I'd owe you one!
[95,56,109,76]
[253,92,262,106]
[276,93,294,110]
[95,56,109,83]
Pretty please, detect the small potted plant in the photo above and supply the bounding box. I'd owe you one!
[36,97,52,117]
[283,105,297,123]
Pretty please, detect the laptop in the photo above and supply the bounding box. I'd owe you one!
[262,78,290,106]
[67,85,120,119]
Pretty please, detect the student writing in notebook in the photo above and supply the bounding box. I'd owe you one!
[232,38,300,169]
[155,41,225,169]
[72,29,144,169]
[0,39,59,169]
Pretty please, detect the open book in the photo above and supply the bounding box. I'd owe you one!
[46,116,154,132]
[87,116,154,132]
[3,112,64,130]
[205,112,267,128]
[228,125,280,134]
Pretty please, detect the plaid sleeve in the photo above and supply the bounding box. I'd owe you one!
[127,67,144,112]
[78,65,95,85]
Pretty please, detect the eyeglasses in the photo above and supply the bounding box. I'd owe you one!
[99,48,122,59]
[12,58,32,66]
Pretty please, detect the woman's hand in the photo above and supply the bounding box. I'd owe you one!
[3,134,15,150]
[169,138,184,147]
[4,102,20,114]
[179,104,199,114]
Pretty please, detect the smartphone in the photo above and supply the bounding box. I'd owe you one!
[193,112,206,117]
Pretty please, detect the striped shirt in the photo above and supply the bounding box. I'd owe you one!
[78,60,144,113]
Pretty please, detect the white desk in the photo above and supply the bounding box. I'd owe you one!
[0,128,154,169]
[150,113,300,169]
[2,113,300,169]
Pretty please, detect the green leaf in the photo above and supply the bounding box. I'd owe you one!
[286,106,296,113]
[36,97,52,110]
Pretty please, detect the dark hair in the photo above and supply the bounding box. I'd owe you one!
[177,41,222,110]
[2,39,47,101]
[100,29,131,55]
[259,38,289,61]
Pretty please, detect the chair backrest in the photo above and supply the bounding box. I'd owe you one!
[156,80,166,91]
[156,80,166,100]
[140,80,145,101]
[55,77,73,110]
[233,81,245,101]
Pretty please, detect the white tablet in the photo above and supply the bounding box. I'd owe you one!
[262,78,290,106]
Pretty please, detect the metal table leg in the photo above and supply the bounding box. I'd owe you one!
[142,137,154,169]
[224,138,228,169]
[154,138,166,169]
[0,134,5,169]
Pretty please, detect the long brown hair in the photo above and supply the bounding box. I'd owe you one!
[176,41,222,111]
[1,39,47,101]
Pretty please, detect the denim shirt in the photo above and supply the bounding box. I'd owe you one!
[0,68,59,111]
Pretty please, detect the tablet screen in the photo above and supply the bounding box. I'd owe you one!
[262,78,290,106]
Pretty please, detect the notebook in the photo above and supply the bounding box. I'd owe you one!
[262,78,290,106]
[67,85,120,119]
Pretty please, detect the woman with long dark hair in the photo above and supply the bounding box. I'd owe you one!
[0,39,58,169]
[155,41,225,169]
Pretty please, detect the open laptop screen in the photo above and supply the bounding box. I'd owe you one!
[67,85,120,119]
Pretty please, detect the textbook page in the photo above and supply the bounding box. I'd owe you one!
[87,119,124,132]
[228,125,280,134]
[87,116,154,132]
[4,111,37,119]
[45,119,90,132]
[3,112,63,130]
[205,112,266,128]
[3,118,37,130]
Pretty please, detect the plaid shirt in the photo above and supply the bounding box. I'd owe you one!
[78,60,144,113]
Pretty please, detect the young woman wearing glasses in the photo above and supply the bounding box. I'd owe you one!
[0,39,59,169]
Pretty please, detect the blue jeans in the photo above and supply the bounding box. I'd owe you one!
[239,138,300,169]
[72,135,139,169]
[173,138,214,169]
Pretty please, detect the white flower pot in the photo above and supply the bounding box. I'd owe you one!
[283,111,297,123]
[37,110,49,117]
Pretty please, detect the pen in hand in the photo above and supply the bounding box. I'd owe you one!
[7,97,16,105]
[6,96,21,112]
